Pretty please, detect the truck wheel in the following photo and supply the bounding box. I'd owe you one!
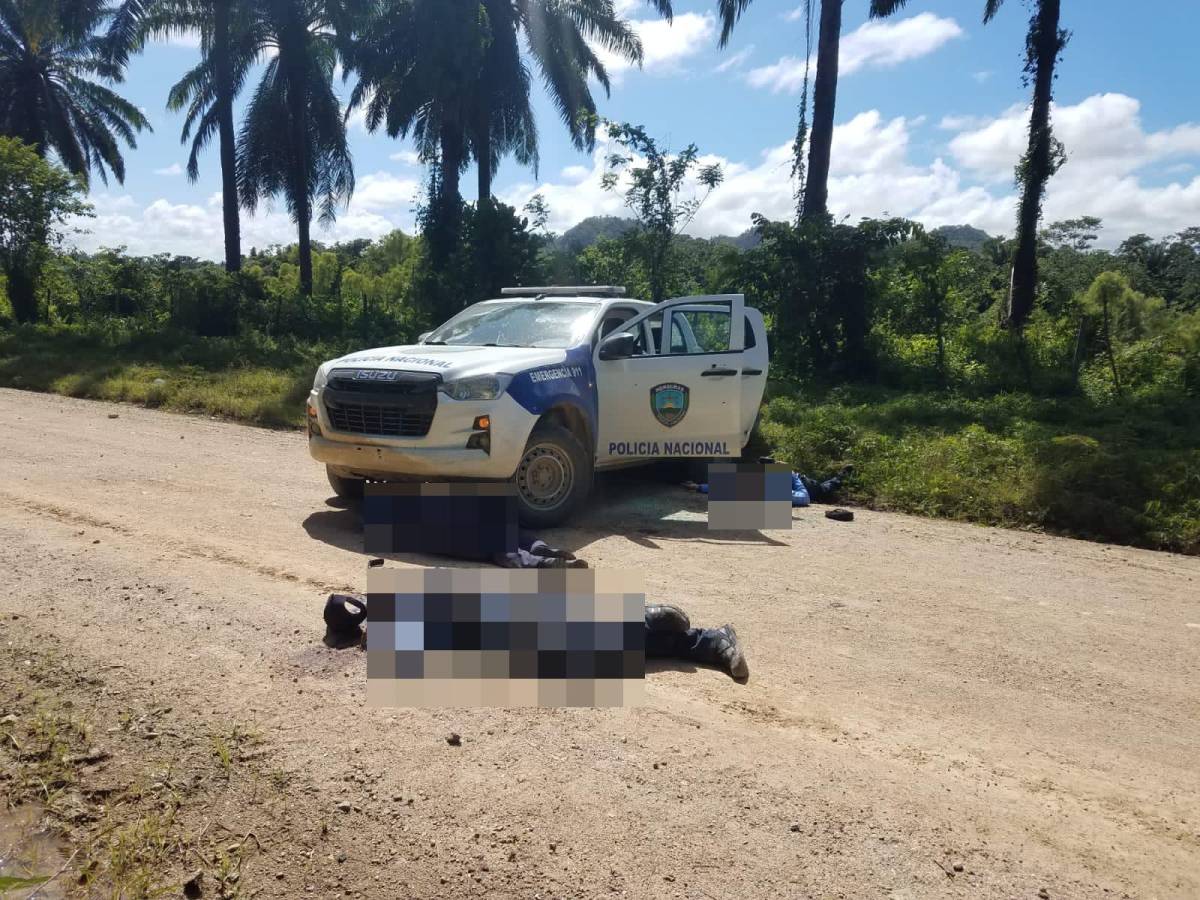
[326,466,364,501]
[513,422,591,528]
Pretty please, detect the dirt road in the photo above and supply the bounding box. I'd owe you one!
[1,387,1198,899]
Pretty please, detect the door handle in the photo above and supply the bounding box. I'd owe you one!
[741,368,763,376]
[701,367,739,377]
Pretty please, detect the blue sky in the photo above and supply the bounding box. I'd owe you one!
[75,0,1200,257]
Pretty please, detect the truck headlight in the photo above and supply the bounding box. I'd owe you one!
[438,374,511,402]
[312,364,330,391]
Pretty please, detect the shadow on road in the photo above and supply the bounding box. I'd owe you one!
[301,466,790,563]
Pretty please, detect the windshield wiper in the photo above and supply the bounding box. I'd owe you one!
[423,340,447,345]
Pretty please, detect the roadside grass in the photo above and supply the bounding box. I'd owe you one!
[1,646,282,899]
[760,383,1200,554]
[1,324,1197,553]
[0,324,335,429]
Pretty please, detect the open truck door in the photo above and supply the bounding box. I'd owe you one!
[593,294,749,465]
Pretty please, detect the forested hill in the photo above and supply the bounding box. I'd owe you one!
[932,225,994,252]
[557,216,988,254]
[555,216,761,252]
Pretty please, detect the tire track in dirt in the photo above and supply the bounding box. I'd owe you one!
[0,489,356,596]
[3,387,1200,898]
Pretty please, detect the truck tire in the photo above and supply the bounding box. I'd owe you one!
[512,422,591,528]
[326,466,365,501]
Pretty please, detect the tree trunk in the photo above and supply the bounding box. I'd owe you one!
[276,22,314,295]
[213,0,242,273]
[297,200,313,297]
[1006,0,1064,330]
[1070,314,1088,384]
[801,0,842,222]
[441,124,463,217]
[430,120,464,272]
[475,119,492,202]
[1102,298,1122,395]
[289,100,312,296]
[5,261,38,323]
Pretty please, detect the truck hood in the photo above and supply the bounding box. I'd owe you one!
[322,344,570,382]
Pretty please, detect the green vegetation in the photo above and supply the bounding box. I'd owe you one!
[762,387,1200,553]
[2,212,1197,554]
[1,0,1197,553]
[0,137,92,323]
[0,324,324,426]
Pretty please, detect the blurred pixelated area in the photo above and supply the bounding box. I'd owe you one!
[363,481,519,557]
[705,462,792,531]
[365,567,645,707]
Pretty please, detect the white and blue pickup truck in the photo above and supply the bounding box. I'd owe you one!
[307,287,769,526]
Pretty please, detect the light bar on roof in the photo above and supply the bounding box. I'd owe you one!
[499,286,627,297]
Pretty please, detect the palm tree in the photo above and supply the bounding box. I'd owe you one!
[236,0,356,296]
[718,0,848,222]
[0,0,150,187]
[350,0,655,215]
[346,0,487,264]
[99,0,251,272]
[470,0,656,200]
[471,0,536,203]
[164,1,254,273]
[872,0,1068,329]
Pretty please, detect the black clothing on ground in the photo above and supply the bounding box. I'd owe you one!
[492,533,588,569]
[645,603,749,682]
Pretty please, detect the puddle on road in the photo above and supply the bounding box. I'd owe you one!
[0,804,70,898]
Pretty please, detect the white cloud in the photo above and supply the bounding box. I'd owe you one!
[715,45,755,74]
[70,94,1200,258]
[500,94,1200,248]
[154,163,183,176]
[783,5,808,22]
[69,172,420,259]
[345,99,372,134]
[597,12,715,79]
[163,29,200,49]
[747,13,964,93]
[351,171,422,213]
[389,150,422,166]
[939,114,989,132]
[945,93,1200,240]
[948,93,1200,183]
[972,70,992,83]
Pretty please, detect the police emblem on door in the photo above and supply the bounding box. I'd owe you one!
[650,383,689,427]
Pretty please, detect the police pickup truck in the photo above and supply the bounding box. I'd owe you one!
[307,287,769,526]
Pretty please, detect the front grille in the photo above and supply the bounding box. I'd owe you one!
[325,402,434,437]
[323,368,439,438]
[326,368,442,395]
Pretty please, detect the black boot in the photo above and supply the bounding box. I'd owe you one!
[644,604,690,633]
[695,625,749,682]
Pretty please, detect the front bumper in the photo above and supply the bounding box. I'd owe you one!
[307,389,532,480]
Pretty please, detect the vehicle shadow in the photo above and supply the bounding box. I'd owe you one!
[558,468,791,550]
[302,505,493,570]
[301,467,790,564]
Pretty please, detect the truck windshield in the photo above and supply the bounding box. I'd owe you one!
[423,301,600,349]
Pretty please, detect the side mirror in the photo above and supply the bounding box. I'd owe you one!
[417,331,432,343]
[598,331,636,361]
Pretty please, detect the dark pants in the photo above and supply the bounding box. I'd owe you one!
[645,627,711,663]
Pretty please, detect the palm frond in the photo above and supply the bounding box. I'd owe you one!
[554,0,642,64]
[99,0,153,68]
[185,101,220,181]
[716,0,754,49]
[869,0,909,18]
